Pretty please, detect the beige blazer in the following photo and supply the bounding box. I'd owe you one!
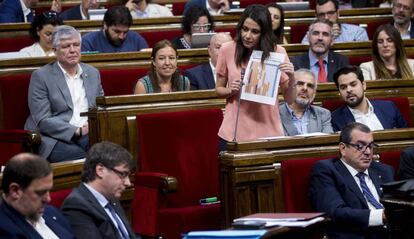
[360,59,414,80]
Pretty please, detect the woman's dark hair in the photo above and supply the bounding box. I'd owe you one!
[181,6,214,35]
[265,3,285,44]
[234,4,277,67]
[148,40,182,92]
[29,11,63,42]
[372,24,413,80]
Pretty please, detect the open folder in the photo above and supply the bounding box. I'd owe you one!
[233,213,326,228]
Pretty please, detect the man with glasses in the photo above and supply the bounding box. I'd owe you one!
[279,68,333,136]
[391,0,414,39]
[301,0,368,44]
[0,153,75,238]
[331,65,407,132]
[310,122,394,239]
[81,6,148,53]
[61,141,139,239]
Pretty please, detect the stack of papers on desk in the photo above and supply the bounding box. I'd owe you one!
[233,213,325,228]
[183,230,267,239]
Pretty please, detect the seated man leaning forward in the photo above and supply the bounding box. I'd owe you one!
[81,6,148,53]
[331,65,407,132]
[61,141,139,239]
[25,25,104,163]
[0,153,75,238]
[279,69,333,136]
[310,122,394,239]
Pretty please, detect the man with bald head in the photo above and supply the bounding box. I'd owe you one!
[185,32,232,90]
[0,153,75,238]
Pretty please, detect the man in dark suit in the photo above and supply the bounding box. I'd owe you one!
[185,32,232,90]
[0,0,60,23]
[331,65,407,132]
[183,0,230,15]
[0,153,75,239]
[60,0,99,20]
[391,0,414,39]
[24,25,104,163]
[310,122,394,239]
[61,141,139,239]
[291,18,348,83]
[399,145,414,179]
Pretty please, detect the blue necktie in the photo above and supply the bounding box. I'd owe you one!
[106,202,129,239]
[356,172,384,209]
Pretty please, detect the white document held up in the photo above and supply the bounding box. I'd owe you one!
[241,50,285,105]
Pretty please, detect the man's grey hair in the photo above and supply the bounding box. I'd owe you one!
[294,68,318,90]
[308,18,334,37]
[52,25,81,49]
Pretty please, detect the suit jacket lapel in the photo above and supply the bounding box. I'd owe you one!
[279,104,298,136]
[79,64,94,107]
[204,64,215,89]
[52,62,74,110]
[334,160,369,208]
[368,167,384,197]
[327,51,336,82]
[307,106,319,133]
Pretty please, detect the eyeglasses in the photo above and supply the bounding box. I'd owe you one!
[109,167,131,179]
[393,3,412,11]
[42,11,58,19]
[192,23,211,31]
[344,142,379,152]
[316,10,337,19]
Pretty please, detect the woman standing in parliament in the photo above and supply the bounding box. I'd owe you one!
[215,4,296,150]
[360,24,414,80]
[134,40,190,94]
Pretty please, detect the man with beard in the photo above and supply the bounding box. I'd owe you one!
[0,0,60,23]
[279,68,333,136]
[331,65,407,132]
[310,122,394,239]
[60,0,99,20]
[391,0,414,39]
[291,19,348,83]
[61,141,139,239]
[301,0,368,44]
[81,6,148,53]
[0,153,75,238]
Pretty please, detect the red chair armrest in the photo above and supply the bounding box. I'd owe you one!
[136,172,178,193]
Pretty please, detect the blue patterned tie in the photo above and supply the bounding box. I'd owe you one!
[356,172,384,209]
[106,202,129,239]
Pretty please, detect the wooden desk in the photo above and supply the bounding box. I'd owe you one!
[220,129,414,227]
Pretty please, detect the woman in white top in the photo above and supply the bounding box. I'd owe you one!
[360,24,414,80]
[19,11,63,57]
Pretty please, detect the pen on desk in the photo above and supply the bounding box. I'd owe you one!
[199,197,218,204]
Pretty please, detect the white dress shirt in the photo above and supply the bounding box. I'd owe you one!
[30,216,59,239]
[348,99,384,131]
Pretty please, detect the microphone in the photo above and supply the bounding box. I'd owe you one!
[233,68,245,142]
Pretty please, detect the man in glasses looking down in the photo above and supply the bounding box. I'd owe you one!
[310,122,394,239]
[301,0,368,44]
[61,141,139,239]
[330,65,407,132]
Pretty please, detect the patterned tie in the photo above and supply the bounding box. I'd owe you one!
[317,59,327,83]
[106,202,129,239]
[356,172,384,209]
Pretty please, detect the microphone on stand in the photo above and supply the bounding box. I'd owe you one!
[232,68,245,142]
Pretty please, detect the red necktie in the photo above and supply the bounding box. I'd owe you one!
[318,59,327,83]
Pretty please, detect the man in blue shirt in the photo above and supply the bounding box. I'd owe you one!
[81,6,148,53]
[302,0,368,44]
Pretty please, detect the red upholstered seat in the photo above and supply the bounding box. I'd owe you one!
[0,129,41,165]
[322,97,412,127]
[0,73,31,129]
[132,109,223,239]
[139,29,183,48]
[239,0,274,8]
[349,56,372,66]
[0,37,34,53]
[281,155,336,212]
[50,188,72,208]
[378,150,401,179]
[289,24,309,43]
[100,68,148,96]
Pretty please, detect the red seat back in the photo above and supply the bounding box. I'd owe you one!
[0,129,40,166]
[289,24,309,43]
[0,36,34,53]
[281,155,336,212]
[0,73,31,129]
[379,150,401,179]
[50,188,72,208]
[139,29,183,48]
